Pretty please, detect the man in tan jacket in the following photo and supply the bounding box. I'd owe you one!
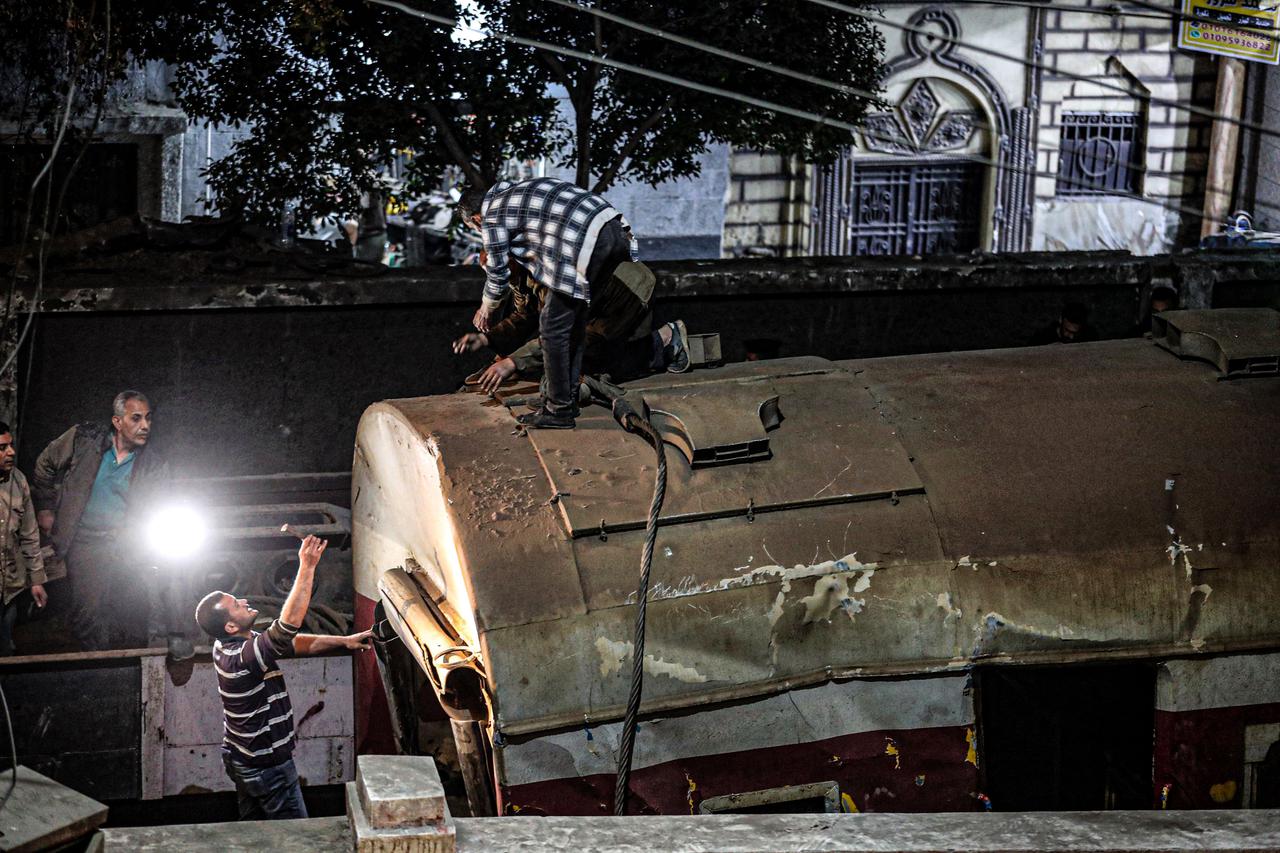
[0,422,46,656]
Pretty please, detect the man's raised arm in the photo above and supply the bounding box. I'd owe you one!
[280,535,373,655]
[280,535,325,628]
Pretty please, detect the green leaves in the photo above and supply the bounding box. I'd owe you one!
[5,0,883,224]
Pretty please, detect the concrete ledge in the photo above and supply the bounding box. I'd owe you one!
[454,810,1280,852]
[19,249,1280,314]
[97,808,1280,852]
[347,783,455,853]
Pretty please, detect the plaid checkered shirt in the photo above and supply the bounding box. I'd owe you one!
[479,178,635,307]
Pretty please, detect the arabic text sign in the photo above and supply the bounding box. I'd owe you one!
[1178,0,1280,64]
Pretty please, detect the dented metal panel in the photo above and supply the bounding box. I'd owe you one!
[527,365,923,537]
[353,336,1280,739]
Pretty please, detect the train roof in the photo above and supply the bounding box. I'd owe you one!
[354,310,1280,736]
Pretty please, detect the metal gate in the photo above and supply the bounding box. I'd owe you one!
[811,158,985,256]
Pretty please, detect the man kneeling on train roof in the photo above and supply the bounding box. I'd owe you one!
[453,255,691,396]
[195,535,372,820]
[460,177,668,429]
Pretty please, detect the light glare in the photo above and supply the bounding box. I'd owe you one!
[147,506,208,559]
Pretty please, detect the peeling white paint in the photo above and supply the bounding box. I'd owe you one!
[1167,536,1196,580]
[802,575,850,623]
[593,637,709,683]
[635,552,880,605]
[936,592,962,622]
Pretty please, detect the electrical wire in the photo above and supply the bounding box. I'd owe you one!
[872,0,1173,20]
[0,3,111,813]
[367,0,1255,229]
[0,681,15,814]
[545,0,1280,212]
[800,0,1280,143]
[542,0,886,104]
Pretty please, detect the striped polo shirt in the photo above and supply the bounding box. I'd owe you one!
[213,619,299,767]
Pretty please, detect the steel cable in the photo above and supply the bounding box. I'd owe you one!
[608,397,667,816]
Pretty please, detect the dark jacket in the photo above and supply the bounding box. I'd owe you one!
[485,260,655,375]
[32,422,170,557]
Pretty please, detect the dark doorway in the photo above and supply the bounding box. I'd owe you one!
[0,143,138,246]
[977,664,1155,811]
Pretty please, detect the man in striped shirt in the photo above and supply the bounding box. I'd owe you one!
[460,177,636,429]
[195,535,371,820]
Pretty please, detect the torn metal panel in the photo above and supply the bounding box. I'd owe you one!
[354,335,1280,745]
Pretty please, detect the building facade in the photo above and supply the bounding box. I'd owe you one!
[725,1,1226,259]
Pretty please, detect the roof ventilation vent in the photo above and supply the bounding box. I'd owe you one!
[1153,308,1280,379]
[641,388,783,468]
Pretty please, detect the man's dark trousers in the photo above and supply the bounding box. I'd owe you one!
[538,218,631,417]
[223,754,309,820]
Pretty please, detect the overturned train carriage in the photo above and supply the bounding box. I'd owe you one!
[353,308,1280,815]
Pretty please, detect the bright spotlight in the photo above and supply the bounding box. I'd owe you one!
[147,505,208,559]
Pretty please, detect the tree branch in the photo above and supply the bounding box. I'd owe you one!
[421,101,484,187]
[535,47,572,89]
[592,102,670,194]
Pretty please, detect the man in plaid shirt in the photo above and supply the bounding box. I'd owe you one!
[460,178,636,429]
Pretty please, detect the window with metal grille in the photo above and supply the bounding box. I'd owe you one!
[1056,112,1144,197]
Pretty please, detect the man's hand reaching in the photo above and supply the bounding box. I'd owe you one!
[473,305,496,334]
[479,357,517,394]
[343,630,374,651]
[298,535,327,572]
[453,332,489,354]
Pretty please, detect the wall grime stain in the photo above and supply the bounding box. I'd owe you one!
[935,592,962,622]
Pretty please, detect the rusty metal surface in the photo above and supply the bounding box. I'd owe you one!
[353,336,1280,735]
[527,361,922,537]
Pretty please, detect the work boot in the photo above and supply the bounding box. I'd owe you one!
[515,409,576,429]
[664,320,691,373]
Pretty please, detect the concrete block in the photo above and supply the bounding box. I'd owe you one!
[1050,52,1106,77]
[1087,30,1124,52]
[347,783,455,853]
[729,152,783,177]
[356,755,447,828]
[1044,31,1085,50]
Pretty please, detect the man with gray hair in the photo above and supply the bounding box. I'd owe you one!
[33,390,170,650]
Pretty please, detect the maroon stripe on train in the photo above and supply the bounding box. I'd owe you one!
[501,723,979,816]
[1154,701,1280,810]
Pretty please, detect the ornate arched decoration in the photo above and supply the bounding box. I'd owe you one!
[876,6,1036,252]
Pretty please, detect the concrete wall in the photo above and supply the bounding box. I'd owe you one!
[721,149,809,258]
[16,250,1277,479]
[724,2,1222,258]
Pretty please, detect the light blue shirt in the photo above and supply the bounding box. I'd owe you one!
[78,446,135,534]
